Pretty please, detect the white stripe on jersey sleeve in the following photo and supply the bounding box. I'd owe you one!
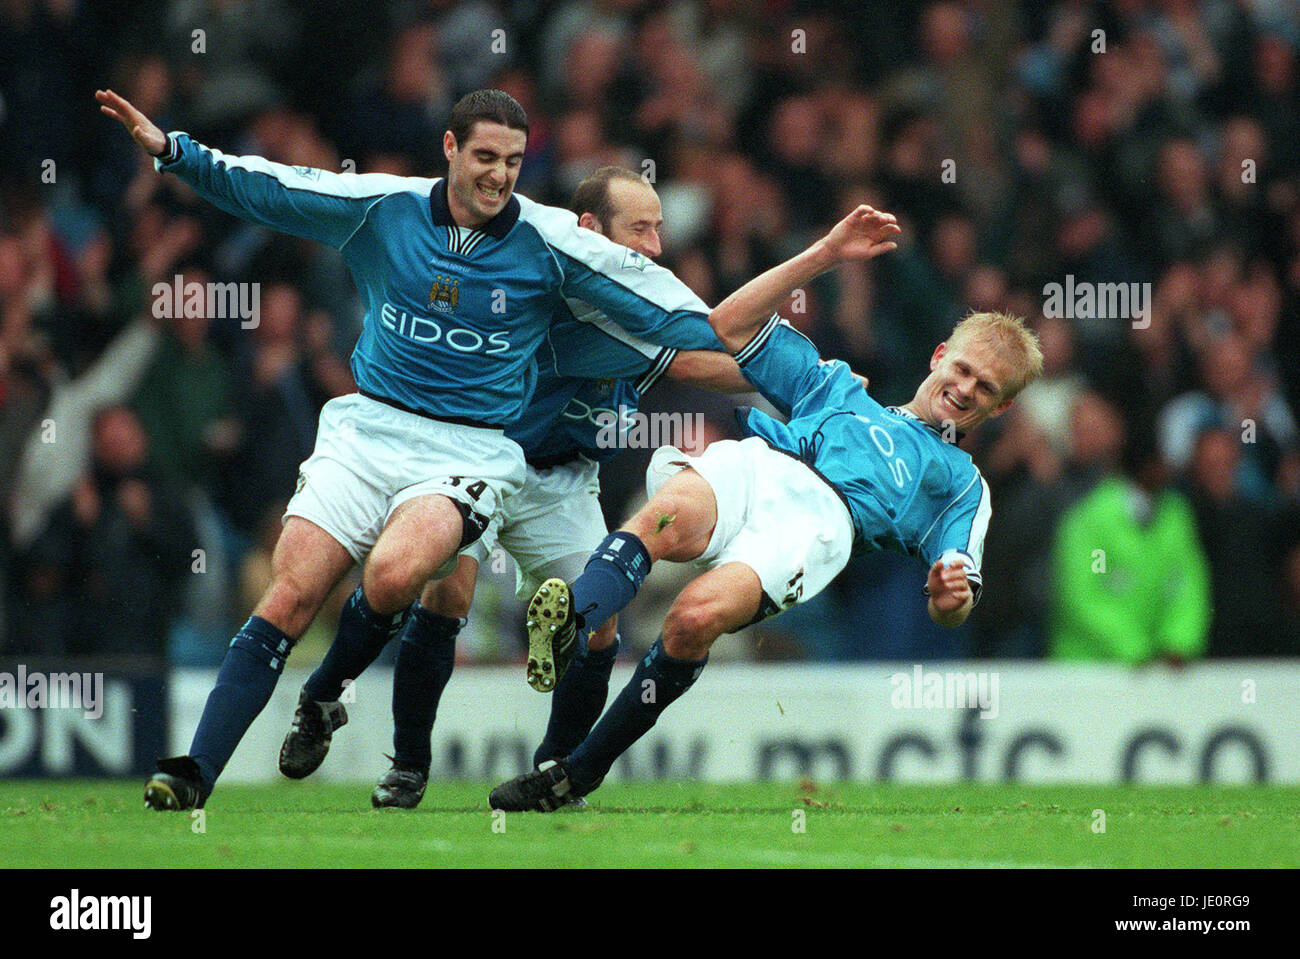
[935,550,981,582]
[635,347,678,394]
[918,469,991,561]
[966,474,993,568]
[918,471,991,604]
[734,313,786,364]
[562,296,662,360]
[514,194,710,316]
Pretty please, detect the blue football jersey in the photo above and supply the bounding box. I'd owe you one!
[154,133,716,425]
[506,368,644,465]
[735,317,992,596]
[507,293,725,464]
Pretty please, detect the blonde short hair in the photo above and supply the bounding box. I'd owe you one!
[946,311,1044,400]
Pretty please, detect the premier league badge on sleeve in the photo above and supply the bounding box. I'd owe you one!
[621,248,649,271]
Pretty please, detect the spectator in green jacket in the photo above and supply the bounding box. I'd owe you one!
[1050,393,1212,665]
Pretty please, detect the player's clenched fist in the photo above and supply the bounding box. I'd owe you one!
[927,559,973,626]
[96,89,168,157]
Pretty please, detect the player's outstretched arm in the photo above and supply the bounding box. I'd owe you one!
[926,560,974,628]
[97,89,168,156]
[665,350,753,393]
[666,350,869,394]
[96,89,392,250]
[708,205,900,353]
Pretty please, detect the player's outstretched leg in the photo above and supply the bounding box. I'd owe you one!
[144,518,354,809]
[280,494,465,780]
[523,468,717,691]
[491,563,761,811]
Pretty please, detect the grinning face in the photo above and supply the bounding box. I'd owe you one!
[593,178,663,258]
[906,336,1017,432]
[443,121,527,228]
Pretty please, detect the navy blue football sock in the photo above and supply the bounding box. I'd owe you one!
[569,532,651,642]
[566,638,706,791]
[532,633,620,767]
[189,616,292,792]
[391,604,461,773]
[303,587,409,702]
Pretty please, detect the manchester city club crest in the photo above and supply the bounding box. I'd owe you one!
[428,274,460,312]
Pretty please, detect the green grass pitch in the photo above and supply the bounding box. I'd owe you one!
[3,780,1297,868]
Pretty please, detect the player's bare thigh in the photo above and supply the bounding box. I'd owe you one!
[661,561,763,660]
[254,516,356,639]
[623,467,717,562]
[364,494,466,615]
[419,555,479,621]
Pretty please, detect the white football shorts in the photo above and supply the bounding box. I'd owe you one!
[466,455,607,598]
[285,393,526,562]
[646,436,855,622]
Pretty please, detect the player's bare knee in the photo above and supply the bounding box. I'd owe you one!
[661,627,713,661]
[662,600,720,658]
[256,573,319,639]
[362,553,425,616]
[363,575,416,617]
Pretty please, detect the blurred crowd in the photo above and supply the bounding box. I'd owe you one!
[1,0,1298,666]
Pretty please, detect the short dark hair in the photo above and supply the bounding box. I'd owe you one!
[570,166,645,229]
[447,89,529,146]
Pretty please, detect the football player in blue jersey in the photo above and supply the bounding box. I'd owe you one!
[274,166,755,806]
[97,88,729,810]
[285,167,822,807]
[488,205,1045,811]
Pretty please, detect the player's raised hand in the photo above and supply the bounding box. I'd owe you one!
[927,560,972,613]
[822,205,901,263]
[96,89,168,157]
